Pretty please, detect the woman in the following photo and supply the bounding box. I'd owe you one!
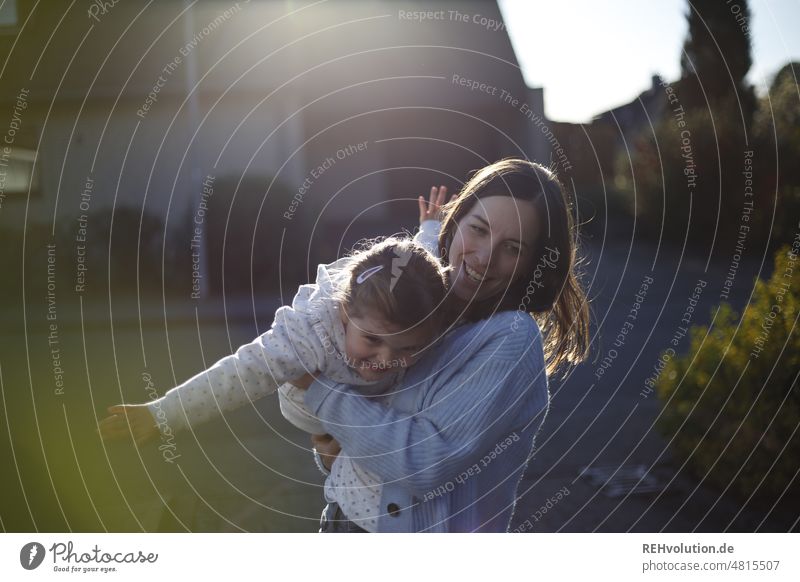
[297,158,590,532]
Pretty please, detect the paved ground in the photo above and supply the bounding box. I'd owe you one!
[510,240,795,532]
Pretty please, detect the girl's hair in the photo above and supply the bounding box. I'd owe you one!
[437,158,590,376]
[333,237,453,335]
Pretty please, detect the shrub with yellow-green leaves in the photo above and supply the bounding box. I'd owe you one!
[657,244,800,511]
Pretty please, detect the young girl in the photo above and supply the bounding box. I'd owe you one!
[99,230,450,531]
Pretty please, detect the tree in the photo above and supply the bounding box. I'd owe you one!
[611,1,766,251]
[753,62,800,246]
[680,0,756,121]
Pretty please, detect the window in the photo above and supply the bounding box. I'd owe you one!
[0,0,17,29]
[0,146,40,198]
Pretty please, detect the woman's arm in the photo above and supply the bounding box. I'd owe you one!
[413,219,441,257]
[413,185,449,257]
[304,313,548,495]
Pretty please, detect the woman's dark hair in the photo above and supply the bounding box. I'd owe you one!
[438,158,590,375]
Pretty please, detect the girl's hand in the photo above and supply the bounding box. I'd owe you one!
[418,186,453,224]
[98,404,159,446]
[311,433,341,471]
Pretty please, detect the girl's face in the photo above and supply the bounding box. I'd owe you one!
[447,195,539,303]
[340,309,434,381]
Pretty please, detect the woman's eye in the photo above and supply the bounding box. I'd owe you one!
[505,244,521,255]
[469,224,486,235]
[365,336,380,344]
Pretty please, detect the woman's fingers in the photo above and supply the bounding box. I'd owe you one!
[435,185,448,207]
[419,186,437,222]
[311,433,341,455]
[310,433,332,447]
[418,195,427,222]
[427,186,438,209]
[314,434,340,454]
[311,434,341,471]
[419,186,449,223]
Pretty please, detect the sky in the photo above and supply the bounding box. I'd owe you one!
[499,0,800,123]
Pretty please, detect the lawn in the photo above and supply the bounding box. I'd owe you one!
[0,298,325,532]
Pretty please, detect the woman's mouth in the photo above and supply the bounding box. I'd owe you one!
[464,262,488,283]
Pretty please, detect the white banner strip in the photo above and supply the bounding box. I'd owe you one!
[1,533,797,581]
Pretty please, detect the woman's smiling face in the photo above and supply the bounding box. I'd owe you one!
[447,195,539,303]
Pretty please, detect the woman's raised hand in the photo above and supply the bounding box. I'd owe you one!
[418,185,453,224]
[98,404,159,446]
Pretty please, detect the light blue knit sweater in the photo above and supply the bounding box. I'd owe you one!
[304,310,550,532]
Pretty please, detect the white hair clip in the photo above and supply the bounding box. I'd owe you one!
[356,265,384,284]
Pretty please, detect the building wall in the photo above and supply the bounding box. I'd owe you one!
[1,0,548,294]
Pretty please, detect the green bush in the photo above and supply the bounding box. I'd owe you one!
[657,244,800,510]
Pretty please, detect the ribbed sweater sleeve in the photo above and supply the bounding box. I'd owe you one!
[413,219,441,257]
[305,313,547,495]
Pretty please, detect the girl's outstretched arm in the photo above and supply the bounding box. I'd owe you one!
[144,302,329,434]
[99,287,330,442]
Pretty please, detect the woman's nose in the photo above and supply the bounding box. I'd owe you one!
[474,245,492,270]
